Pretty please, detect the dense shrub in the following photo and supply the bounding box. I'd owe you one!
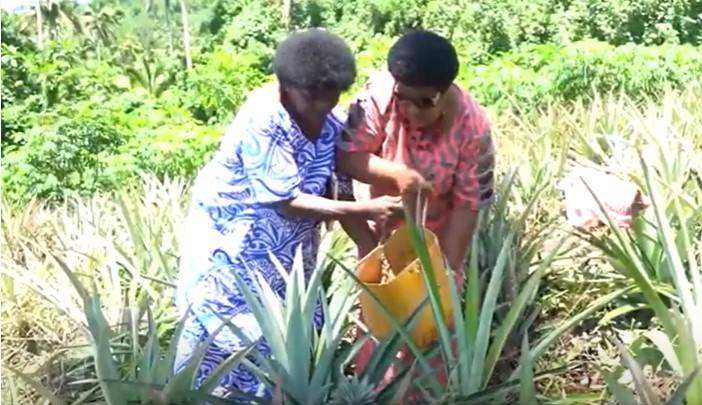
[290,0,702,53]
[199,0,701,66]
[1,39,124,149]
[110,122,221,180]
[1,94,218,201]
[422,0,702,54]
[4,38,702,202]
[2,109,126,201]
[177,46,270,125]
[459,41,702,109]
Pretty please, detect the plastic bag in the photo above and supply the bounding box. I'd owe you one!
[558,165,649,230]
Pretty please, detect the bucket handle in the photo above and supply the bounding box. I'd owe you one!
[379,188,429,241]
[414,189,428,231]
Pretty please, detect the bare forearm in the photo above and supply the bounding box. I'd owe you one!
[333,191,379,255]
[336,150,406,191]
[441,208,479,272]
[280,193,365,221]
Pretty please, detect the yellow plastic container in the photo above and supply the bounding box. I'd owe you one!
[357,225,454,348]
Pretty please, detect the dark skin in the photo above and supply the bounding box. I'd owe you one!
[335,84,444,195]
[337,81,479,271]
[276,84,401,250]
[281,86,340,140]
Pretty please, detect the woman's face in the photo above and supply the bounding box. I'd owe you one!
[393,82,446,129]
[283,85,341,121]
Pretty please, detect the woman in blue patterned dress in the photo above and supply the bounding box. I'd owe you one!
[173,29,403,400]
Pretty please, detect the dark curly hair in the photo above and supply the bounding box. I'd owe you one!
[273,28,356,92]
[387,29,459,92]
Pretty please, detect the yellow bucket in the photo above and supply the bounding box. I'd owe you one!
[357,224,454,348]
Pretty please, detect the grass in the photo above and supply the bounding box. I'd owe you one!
[1,88,701,404]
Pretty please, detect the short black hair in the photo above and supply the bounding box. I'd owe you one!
[387,29,459,92]
[273,28,356,92]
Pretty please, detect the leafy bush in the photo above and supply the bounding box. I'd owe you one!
[4,39,702,202]
[1,39,123,149]
[111,122,221,180]
[177,46,270,125]
[296,0,702,58]
[1,94,218,202]
[2,108,126,201]
[0,45,41,150]
[461,40,702,109]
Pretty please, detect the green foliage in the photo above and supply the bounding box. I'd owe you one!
[2,0,702,203]
[219,0,286,50]
[0,11,35,49]
[178,46,270,125]
[6,38,699,203]
[27,39,118,109]
[111,121,221,180]
[3,86,702,403]
[461,41,702,109]
[2,103,126,200]
[1,38,125,150]
[1,45,41,147]
[421,0,702,54]
[1,93,219,201]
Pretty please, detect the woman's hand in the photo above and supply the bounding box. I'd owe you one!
[337,196,400,259]
[395,167,432,195]
[360,195,404,222]
[336,150,433,195]
[354,196,402,258]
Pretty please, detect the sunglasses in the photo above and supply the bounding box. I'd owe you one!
[393,88,442,109]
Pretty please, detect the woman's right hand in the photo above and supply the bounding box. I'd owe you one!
[361,195,404,222]
[395,167,432,195]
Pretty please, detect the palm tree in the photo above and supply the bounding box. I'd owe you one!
[144,0,173,51]
[22,0,83,43]
[178,0,192,69]
[144,0,191,69]
[35,0,44,48]
[82,4,124,56]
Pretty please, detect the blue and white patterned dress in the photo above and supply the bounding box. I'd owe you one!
[174,84,349,399]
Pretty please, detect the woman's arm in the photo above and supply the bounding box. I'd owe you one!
[330,174,380,257]
[442,114,497,273]
[279,193,371,221]
[278,177,402,224]
[441,208,480,272]
[238,108,401,223]
[336,98,431,194]
[336,149,411,192]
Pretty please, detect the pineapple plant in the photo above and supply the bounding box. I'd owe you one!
[327,377,378,405]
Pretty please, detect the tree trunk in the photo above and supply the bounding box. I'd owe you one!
[282,0,291,30]
[35,0,44,49]
[178,0,192,69]
[165,0,174,52]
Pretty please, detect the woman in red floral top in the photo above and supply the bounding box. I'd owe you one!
[336,29,497,387]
